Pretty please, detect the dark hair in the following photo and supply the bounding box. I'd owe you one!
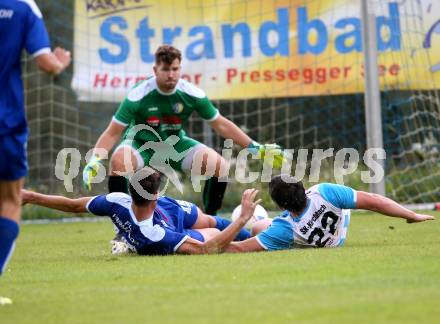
[155,45,182,65]
[269,175,307,213]
[128,168,162,206]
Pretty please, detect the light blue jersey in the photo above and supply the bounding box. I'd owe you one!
[256,183,356,250]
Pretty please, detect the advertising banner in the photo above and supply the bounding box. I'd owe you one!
[72,0,440,101]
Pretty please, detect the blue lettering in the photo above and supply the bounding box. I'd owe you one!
[259,8,289,56]
[163,27,183,45]
[186,26,215,60]
[99,16,129,64]
[298,7,327,55]
[335,18,362,53]
[376,3,401,51]
[136,17,155,63]
[221,23,251,58]
[98,4,402,64]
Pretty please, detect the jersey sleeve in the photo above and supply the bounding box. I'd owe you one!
[113,97,138,126]
[194,96,219,122]
[255,217,294,251]
[24,2,51,57]
[85,195,112,216]
[318,183,357,209]
[144,226,189,254]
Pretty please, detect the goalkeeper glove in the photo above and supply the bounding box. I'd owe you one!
[82,155,102,191]
[247,141,287,170]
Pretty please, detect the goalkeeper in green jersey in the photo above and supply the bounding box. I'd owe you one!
[82,45,284,216]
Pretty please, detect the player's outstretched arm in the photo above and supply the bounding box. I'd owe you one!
[21,189,92,214]
[92,120,126,157]
[210,115,252,148]
[222,237,266,253]
[356,191,435,223]
[210,116,287,169]
[176,189,261,254]
[36,47,71,75]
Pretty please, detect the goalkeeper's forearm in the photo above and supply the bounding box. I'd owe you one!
[91,121,127,158]
[92,131,120,158]
[26,192,92,214]
[210,116,252,148]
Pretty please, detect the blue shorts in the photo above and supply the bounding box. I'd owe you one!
[0,126,28,180]
[157,197,201,236]
[160,199,204,242]
[185,229,205,242]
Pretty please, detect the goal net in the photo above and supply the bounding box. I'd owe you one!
[23,0,440,207]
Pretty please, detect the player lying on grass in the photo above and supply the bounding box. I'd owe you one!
[21,169,262,255]
[218,175,436,253]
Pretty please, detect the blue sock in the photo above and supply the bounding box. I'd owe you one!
[214,216,251,241]
[0,217,19,276]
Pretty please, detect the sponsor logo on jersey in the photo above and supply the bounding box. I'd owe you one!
[148,107,158,111]
[110,214,140,246]
[146,116,160,127]
[0,9,14,19]
[162,115,182,131]
[299,204,327,234]
[172,102,184,114]
[162,116,182,124]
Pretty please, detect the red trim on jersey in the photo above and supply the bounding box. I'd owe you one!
[162,115,182,125]
[156,207,170,223]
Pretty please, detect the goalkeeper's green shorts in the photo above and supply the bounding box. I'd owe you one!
[116,136,204,172]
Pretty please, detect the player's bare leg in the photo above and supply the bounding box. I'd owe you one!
[192,147,229,215]
[0,179,24,305]
[195,228,221,241]
[109,145,142,194]
[194,147,228,178]
[192,207,252,241]
[0,179,24,222]
[191,207,217,228]
[251,218,272,236]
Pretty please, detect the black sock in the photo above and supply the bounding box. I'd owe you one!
[108,175,128,193]
[203,177,227,215]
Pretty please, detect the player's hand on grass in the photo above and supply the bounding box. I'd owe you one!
[406,213,435,223]
[239,189,262,223]
[247,141,287,169]
[82,155,102,191]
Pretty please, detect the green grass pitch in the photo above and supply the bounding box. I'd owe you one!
[1,211,439,323]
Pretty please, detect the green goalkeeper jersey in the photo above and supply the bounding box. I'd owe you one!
[113,77,219,142]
